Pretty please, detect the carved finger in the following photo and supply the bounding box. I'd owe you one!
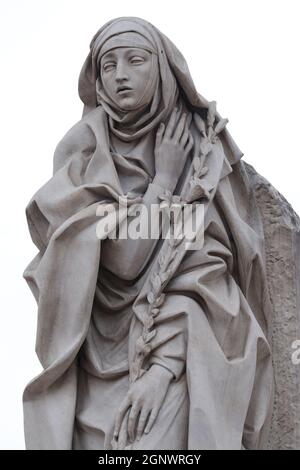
[155,122,165,148]
[128,402,141,442]
[186,112,193,128]
[184,132,194,153]
[117,409,130,450]
[173,112,187,142]
[180,121,190,147]
[144,406,160,435]
[113,396,131,438]
[164,107,178,139]
[136,407,151,441]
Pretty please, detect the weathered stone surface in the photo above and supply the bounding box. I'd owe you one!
[244,161,300,449]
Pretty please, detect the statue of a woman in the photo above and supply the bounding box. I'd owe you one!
[23,17,276,450]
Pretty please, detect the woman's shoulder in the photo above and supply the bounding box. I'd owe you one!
[53,106,104,173]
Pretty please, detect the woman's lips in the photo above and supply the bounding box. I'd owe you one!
[117,87,133,95]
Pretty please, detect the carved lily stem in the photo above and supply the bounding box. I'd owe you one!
[130,104,228,384]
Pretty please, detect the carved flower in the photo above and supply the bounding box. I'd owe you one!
[199,138,213,156]
[189,178,211,199]
[158,191,184,210]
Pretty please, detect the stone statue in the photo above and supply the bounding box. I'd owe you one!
[23,16,300,450]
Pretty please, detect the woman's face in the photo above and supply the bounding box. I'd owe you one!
[100,47,156,111]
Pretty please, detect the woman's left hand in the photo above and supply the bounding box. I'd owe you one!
[112,364,173,448]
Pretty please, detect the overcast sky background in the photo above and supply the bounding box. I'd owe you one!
[1,0,299,449]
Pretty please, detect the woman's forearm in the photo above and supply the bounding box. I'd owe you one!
[100,176,175,280]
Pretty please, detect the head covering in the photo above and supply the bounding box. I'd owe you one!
[79,17,181,141]
[96,31,157,59]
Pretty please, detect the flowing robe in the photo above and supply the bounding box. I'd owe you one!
[23,105,274,450]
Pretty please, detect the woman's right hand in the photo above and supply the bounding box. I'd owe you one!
[154,108,194,192]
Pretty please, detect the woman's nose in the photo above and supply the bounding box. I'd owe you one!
[115,61,129,82]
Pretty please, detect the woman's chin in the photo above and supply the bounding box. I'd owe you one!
[115,96,150,113]
[114,97,136,111]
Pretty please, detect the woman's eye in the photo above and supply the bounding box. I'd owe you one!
[130,57,145,65]
[103,63,116,72]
